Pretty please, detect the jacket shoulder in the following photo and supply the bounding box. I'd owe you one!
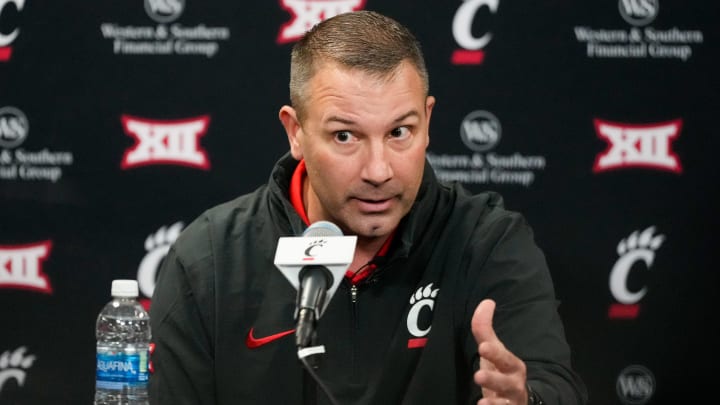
[448,187,537,251]
[171,187,269,265]
[453,188,513,221]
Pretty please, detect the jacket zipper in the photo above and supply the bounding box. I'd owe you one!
[349,282,359,378]
[347,259,387,379]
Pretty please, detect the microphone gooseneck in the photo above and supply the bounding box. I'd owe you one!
[295,265,333,348]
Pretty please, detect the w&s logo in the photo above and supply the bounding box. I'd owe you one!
[618,0,658,26]
[0,106,29,148]
[144,0,184,23]
[460,110,501,152]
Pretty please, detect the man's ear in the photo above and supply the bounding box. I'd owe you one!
[425,96,436,121]
[424,96,436,147]
[278,105,303,160]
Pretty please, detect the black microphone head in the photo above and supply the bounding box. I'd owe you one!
[303,221,343,237]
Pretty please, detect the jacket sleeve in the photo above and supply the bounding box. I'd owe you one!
[149,243,217,404]
[464,211,588,405]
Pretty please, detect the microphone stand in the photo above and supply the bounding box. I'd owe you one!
[296,308,341,405]
[296,308,320,369]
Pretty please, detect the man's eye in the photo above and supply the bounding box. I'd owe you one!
[390,126,410,139]
[335,131,353,143]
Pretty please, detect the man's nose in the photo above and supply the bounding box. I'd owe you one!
[361,141,393,186]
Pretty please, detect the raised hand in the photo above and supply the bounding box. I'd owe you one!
[471,299,529,405]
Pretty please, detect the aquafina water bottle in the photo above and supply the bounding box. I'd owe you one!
[94,279,151,404]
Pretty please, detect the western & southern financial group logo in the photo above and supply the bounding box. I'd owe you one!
[0,106,74,183]
[573,0,704,61]
[451,0,499,65]
[459,110,501,152]
[0,106,27,148]
[0,0,24,62]
[100,0,230,57]
[145,0,184,23]
[277,0,366,44]
[427,110,546,187]
[121,115,211,170]
[618,0,658,26]
[616,364,655,405]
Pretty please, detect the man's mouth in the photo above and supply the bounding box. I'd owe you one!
[354,197,393,212]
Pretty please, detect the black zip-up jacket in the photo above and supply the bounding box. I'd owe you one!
[149,153,588,405]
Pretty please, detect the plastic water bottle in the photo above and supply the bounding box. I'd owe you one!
[94,279,151,405]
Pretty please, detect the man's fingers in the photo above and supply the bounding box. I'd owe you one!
[475,363,528,405]
[474,367,515,393]
[472,299,498,345]
[474,300,522,373]
[472,299,529,405]
[479,341,516,372]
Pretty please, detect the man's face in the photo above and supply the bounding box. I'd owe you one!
[280,61,435,241]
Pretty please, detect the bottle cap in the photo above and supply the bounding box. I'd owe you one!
[111,279,139,297]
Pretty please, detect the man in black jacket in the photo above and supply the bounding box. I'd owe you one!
[149,10,588,405]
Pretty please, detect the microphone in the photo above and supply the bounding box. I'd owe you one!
[274,221,357,348]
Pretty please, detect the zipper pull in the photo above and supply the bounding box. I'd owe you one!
[350,284,358,303]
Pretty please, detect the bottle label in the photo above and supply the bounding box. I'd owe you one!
[96,350,149,389]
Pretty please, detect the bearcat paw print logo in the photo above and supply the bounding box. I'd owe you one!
[145,221,184,254]
[617,226,665,257]
[409,283,439,305]
[304,239,326,257]
[137,222,184,298]
[406,283,440,339]
[610,226,666,305]
[0,347,36,392]
[308,239,326,248]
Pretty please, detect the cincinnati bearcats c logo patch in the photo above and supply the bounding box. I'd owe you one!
[406,283,439,349]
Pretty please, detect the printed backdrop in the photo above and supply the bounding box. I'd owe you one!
[1,1,718,404]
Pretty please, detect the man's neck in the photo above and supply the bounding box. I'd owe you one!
[291,159,394,274]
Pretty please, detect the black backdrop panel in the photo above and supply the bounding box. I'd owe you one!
[1,0,718,403]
